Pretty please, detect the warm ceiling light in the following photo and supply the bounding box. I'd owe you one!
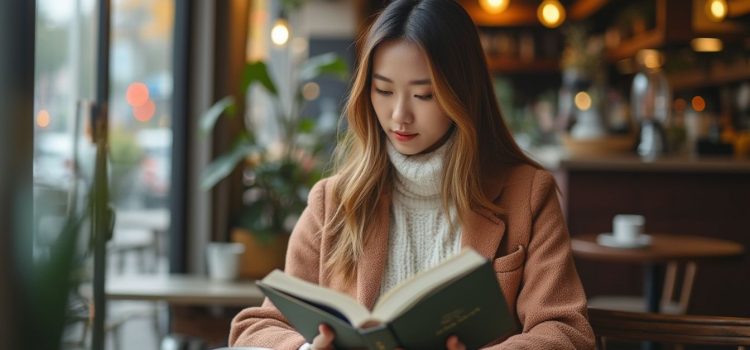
[691,37,723,52]
[271,18,290,46]
[705,0,728,22]
[538,0,565,28]
[479,0,510,14]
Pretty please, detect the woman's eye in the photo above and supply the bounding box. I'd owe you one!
[375,88,392,96]
[415,94,433,101]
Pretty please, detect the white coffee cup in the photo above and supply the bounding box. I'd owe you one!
[612,214,645,243]
[206,242,245,281]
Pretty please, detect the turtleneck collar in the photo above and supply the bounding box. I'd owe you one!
[386,134,454,206]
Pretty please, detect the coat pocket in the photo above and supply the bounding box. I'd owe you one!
[493,245,526,317]
[493,245,526,273]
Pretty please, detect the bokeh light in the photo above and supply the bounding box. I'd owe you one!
[574,92,592,111]
[538,0,565,28]
[126,82,150,107]
[133,99,156,122]
[37,109,51,128]
[302,82,320,101]
[479,0,510,14]
[271,19,290,46]
[691,96,706,112]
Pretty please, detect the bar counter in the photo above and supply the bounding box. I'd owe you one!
[560,155,750,173]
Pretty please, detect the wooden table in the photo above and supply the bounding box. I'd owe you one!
[571,234,744,313]
[101,274,264,306]
[78,274,264,347]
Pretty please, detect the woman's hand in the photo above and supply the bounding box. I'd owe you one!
[445,335,466,350]
[312,325,464,350]
[310,324,335,350]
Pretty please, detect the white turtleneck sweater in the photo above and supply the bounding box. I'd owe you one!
[299,139,462,350]
[380,138,462,295]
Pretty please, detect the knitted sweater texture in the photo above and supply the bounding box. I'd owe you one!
[381,139,461,295]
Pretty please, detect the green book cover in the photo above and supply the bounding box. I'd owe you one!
[257,248,515,350]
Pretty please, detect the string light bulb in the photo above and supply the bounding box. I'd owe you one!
[705,0,728,22]
[271,16,290,46]
[479,0,510,14]
[537,0,565,28]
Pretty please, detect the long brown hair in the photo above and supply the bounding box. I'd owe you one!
[326,0,540,281]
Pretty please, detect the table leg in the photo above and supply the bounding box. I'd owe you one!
[644,264,663,313]
[643,264,664,350]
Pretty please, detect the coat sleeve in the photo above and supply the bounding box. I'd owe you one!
[228,179,328,350]
[487,170,595,350]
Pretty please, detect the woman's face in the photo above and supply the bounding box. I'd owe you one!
[370,39,453,155]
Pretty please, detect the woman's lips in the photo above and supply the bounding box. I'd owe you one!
[393,131,417,142]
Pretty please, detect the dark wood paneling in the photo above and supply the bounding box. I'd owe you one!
[563,169,750,316]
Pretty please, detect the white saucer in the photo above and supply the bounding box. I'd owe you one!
[596,233,652,248]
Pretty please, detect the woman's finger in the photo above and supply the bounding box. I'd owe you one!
[446,335,466,350]
[310,324,335,350]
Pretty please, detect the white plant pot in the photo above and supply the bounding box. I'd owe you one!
[206,242,245,281]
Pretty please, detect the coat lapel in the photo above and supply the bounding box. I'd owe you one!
[356,190,391,310]
[461,207,506,260]
[461,168,510,259]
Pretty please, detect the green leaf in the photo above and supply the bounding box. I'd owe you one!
[297,118,315,133]
[298,53,349,82]
[200,138,260,189]
[29,210,87,350]
[242,61,278,95]
[281,0,304,11]
[200,96,236,135]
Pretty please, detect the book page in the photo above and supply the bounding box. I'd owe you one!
[371,248,486,321]
[261,270,374,326]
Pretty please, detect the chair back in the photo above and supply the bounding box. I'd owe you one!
[588,308,750,350]
[660,261,697,314]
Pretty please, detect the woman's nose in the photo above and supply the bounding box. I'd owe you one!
[392,98,413,125]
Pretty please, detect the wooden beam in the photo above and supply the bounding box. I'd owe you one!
[570,0,609,21]
[729,0,750,17]
[460,0,539,27]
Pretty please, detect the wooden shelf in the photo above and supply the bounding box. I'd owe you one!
[569,0,610,21]
[486,56,559,74]
[606,30,665,62]
[669,58,750,91]
[604,0,692,62]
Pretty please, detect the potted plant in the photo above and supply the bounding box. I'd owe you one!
[201,52,348,278]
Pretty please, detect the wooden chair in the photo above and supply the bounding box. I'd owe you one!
[588,308,750,349]
[588,261,697,314]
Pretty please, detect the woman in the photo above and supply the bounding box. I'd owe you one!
[230,0,594,349]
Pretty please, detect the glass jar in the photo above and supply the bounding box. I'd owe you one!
[631,49,671,159]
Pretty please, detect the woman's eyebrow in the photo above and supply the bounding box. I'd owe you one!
[373,73,431,85]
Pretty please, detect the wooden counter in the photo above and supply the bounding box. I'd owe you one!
[560,155,750,173]
[549,154,750,317]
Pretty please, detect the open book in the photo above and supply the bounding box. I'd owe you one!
[257,248,515,350]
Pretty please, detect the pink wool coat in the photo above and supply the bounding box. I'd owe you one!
[229,164,595,349]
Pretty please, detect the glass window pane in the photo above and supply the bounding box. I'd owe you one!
[34,1,174,349]
[108,0,174,279]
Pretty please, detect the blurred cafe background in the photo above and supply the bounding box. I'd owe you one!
[1,0,749,349]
